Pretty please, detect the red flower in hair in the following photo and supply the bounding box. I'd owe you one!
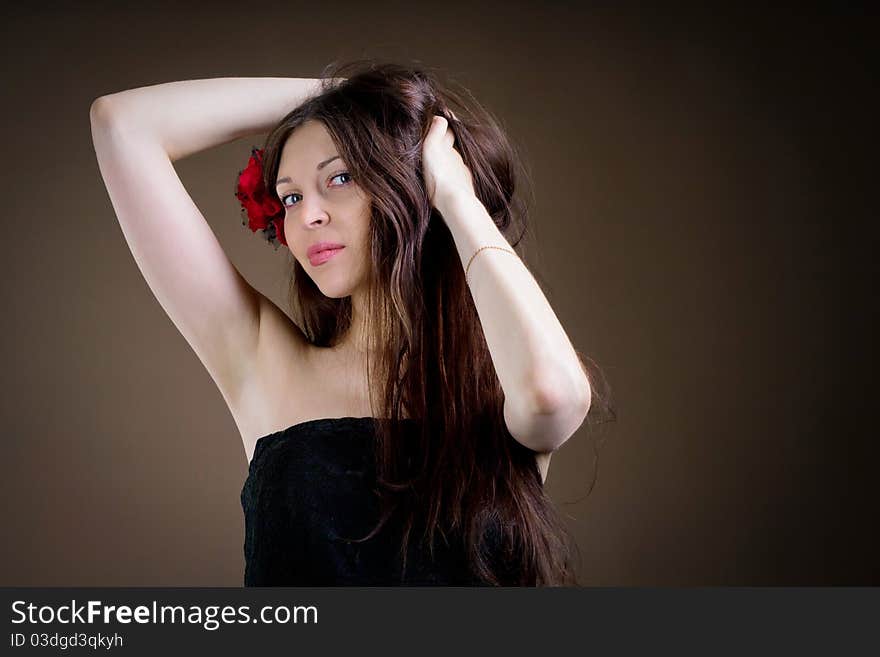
[234,147,287,248]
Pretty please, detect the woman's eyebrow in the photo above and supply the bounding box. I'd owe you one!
[275,155,341,188]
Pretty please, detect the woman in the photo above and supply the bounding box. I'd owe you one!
[90,60,607,586]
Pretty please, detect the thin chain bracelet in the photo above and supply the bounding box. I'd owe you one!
[465,245,518,286]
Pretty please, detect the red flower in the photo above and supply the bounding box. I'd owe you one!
[235,147,287,247]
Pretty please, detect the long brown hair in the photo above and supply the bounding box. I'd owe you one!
[258,59,615,586]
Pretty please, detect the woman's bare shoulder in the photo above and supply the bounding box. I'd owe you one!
[256,296,310,356]
[230,297,311,447]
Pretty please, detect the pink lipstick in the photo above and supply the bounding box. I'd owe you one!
[307,241,345,266]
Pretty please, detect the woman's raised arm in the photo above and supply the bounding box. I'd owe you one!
[89,78,322,412]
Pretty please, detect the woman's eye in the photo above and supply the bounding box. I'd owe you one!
[280,172,352,208]
[330,172,352,186]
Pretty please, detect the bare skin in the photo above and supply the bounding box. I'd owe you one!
[230,299,378,465]
[230,297,550,484]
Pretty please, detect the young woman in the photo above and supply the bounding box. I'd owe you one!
[90,61,607,586]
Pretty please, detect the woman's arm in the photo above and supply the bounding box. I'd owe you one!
[437,192,592,454]
[91,77,326,161]
[88,78,323,418]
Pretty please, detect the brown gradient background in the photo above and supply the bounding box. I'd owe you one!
[1,3,873,585]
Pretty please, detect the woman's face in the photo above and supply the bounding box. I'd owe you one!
[276,120,372,299]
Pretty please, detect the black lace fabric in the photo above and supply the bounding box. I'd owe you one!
[240,416,512,586]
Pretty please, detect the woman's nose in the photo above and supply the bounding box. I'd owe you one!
[305,214,328,227]
[298,197,330,227]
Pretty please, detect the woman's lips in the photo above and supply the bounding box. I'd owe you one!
[308,246,345,266]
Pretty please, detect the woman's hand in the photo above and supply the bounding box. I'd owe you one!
[421,113,477,211]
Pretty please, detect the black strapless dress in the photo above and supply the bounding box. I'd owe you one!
[240,416,513,586]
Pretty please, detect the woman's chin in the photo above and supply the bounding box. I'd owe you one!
[314,281,354,299]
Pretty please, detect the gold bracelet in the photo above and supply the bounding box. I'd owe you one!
[465,245,517,286]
